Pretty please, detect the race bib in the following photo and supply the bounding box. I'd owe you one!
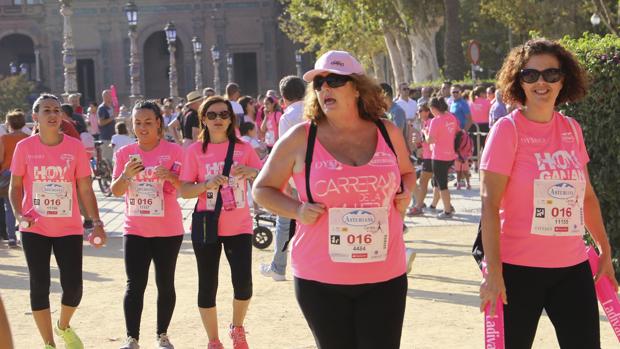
[328,207,389,263]
[265,130,275,146]
[33,181,73,217]
[531,179,585,236]
[128,181,164,217]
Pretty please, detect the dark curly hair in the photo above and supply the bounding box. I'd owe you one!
[497,39,588,106]
[197,96,241,153]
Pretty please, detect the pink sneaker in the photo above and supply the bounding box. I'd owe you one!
[207,339,224,349]
[229,325,249,349]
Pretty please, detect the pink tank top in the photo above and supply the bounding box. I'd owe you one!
[291,122,406,285]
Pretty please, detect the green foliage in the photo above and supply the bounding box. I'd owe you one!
[559,33,620,271]
[0,75,35,120]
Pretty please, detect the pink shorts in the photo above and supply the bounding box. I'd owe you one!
[455,160,469,172]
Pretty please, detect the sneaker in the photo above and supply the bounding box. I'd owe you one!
[207,340,224,349]
[119,336,139,349]
[259,263,285,281]
[54,322,84,349]
[427,205,437,213]
[229,325,249,349]
[406,206,424,216]
[436,210,454,219]
[405,248,416,274]
[156,333,173,349]
[466,184,472,190]
[456,182,462,190]
[8,239,17,248]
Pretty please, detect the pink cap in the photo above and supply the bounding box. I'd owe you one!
[302,50,365,82]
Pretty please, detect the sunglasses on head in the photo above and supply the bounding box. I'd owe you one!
[519,68,563,84]
[313,74,352,91]
[205,110,231,120]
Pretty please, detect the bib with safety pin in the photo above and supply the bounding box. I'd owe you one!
[531,179,585,236]
[33,181,73,217]
[328,207,389,263]
[128,180,164,217]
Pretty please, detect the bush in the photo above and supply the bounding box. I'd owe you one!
[0,75,35,120]
[560,33,620,272]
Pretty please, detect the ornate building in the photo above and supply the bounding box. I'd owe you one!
[0,0,306,105]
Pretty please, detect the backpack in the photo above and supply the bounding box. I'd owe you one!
[454,129,473,162]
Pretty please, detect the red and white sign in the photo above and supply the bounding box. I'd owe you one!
[468,40,481,65]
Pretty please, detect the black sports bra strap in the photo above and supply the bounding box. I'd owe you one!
[375,119,404,193]
[305,122,317,204]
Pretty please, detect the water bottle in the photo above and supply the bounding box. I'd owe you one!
[221,185,237,211]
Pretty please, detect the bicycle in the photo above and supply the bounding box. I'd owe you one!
[91,140,113,196]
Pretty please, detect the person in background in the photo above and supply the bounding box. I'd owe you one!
[162,104,178,143]
[98,90,117,164]
[239,122,267,160]
[61,104,88,135]
[238,96,256,126]
[489,89,508,127]
[118,105,133,136]
[203,87,216,98]
[417,86,433,106]
[68,94,83,115]
[86,102,99,140]
[0,110,29,247]
[111,122,135,156]
[395,82,418,121]
[469,86,492,169]
[259,96,282,151]
[168,91,204,148]
[449,84,473,131]
[226,83,245,121]
[380,83,407,135]
[441,81,453,106]
[486,85,496,103]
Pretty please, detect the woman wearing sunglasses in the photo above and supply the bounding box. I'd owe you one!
[253,50,415,349]
[179,96,261,349]
[479,39,617,348]
[110,100,184,349]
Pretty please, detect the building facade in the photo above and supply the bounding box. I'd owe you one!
[0,0,308,105]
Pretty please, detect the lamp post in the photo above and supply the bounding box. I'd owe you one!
[591,13,601,27]
[60,0,78,102]
[226,52,233,84]
[211,45,221,94]
[192,36,203,91]
[124,1,142,105]
[9,62,17,75]
[164,21,178,102]
[295,50,302,77]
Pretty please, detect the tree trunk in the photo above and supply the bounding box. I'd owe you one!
[371,52,387,83]
[395,32,413,84]
[408,25,442,82]
[383,30,404,87]
[443,0,467,80]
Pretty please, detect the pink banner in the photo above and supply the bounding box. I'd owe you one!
[110,84,120,115]
[482,261,505,349]
[586,246,620,341]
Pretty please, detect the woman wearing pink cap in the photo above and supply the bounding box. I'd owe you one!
[479,39,617,348]
[253,50,415,348]
[180,96,261,349]
[110,100,184,349]
[10,93,106,349]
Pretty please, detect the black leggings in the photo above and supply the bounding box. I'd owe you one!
[193,234,253,308]
[21,232,83,311]
[123,234,183,340]
[503,261,599,349]
[432,159,453,190]
[295,274,407,349]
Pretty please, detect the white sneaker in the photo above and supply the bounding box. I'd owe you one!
[405,248,416,274]
[119,337,139,349]
[156,333,174,349]
[259,263,286,281]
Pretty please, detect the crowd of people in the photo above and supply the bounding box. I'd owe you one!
[0,38,617,349]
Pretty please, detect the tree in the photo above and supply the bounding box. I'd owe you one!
[443,0,467,80]
[0,75,35,119]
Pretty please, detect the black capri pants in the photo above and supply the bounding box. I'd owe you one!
[432,159,453,190]
[21,232,83,311]
[192,234,253,308]
[503,261,600,349]
[295,274,407,349]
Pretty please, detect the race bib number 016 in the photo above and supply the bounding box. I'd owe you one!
[33,181,72,217]
[328,207,389,263]
[128,181,164,217]
[531,179,585,237]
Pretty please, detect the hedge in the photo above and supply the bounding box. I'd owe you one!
[559,33,620,272]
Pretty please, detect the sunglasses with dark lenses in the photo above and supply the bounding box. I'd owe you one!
[205,110,231,120]
[519,68,563,84]
[313,74,352,91]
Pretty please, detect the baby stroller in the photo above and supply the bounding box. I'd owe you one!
[252,208,274,249]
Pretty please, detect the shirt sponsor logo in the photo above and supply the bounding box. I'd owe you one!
[33,166,68,180]
[342,210,375,226]
[561,132,575,143]
[42,183,65,194]
[547,182,576,199]
[520,137,547,144]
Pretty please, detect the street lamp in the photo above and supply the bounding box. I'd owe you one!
[591,13,601,27]
[211,45,221,95]
[226,52,233,84]
[9,62,17,75]
[295,50,302,77]
[164,21,179,102]
[192,36,203,91]
[124,1,142,104]
[59,0,78,102]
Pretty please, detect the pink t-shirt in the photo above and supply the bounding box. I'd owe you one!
[11,135,92,237]
[469,98,492,124]
[291,122,406,285]
[180,140,261,236]
[428,112,458,161]
[480,110,589,268]
[421,119,432,160]
[263,111,282,147]
[113,141,185,237]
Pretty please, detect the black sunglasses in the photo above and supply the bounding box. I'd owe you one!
[519,68,563,84]
[205,110,231,120]
[313,74,352,91]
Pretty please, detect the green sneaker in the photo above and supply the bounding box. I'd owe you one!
[54,322,84,349]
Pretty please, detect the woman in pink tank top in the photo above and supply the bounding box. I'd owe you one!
[253,50,415,349]
[479,39,617,348]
